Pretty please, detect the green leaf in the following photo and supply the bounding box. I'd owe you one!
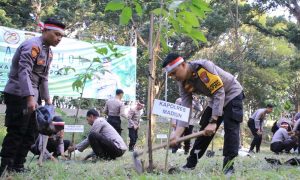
[151,8,168,16]
[189,29,207,42]
[192,0,211,12]
[178,11,199,27]
[170,19,181,33]
[160,35,169,53]
[190,5,205,18]
[108,43,114,51]
[178,17,192,33]
[105,1,125,11]
[134,2,142,17]
[62,67,76,74]
[86,73,92,80]
[96,47,108,55]
[114,52,124,58]
[107,43,118,52]
[120,7,132,25]
[72,79,83,91]
[93,57,101,63]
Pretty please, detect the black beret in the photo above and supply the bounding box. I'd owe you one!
[162,53,181,68]
[44,17,66,29]
[116,89,124,95]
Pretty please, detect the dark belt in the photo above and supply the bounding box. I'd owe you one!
[108,116,121,121]
[248,118,254,122]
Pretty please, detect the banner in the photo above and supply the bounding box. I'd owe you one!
[0,26,136,101]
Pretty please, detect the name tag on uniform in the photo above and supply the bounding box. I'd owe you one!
[197,68,223,94]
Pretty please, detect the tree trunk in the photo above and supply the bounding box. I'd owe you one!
[31,0,42,32]
[146,14,155,172]
[288,0,300,24]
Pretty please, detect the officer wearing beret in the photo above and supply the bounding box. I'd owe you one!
[163,53,244,174]
[0,18,65,175]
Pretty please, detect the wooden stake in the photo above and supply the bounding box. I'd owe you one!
[164,119,172,172]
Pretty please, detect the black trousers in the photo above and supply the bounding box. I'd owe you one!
[47,139,71,157]
[295,123,300,154]
[88,132,124,159]
[172,125,194,153]
[0,93,37,171]
[248,118,262,153]
[186,93,243,170]
[128,128,138,150]
[107,116,122,135]
[270,139,297,153]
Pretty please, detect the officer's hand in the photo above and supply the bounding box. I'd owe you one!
[68,146,76,153]
[204,123,217,136]
[50,156,58,163]
[257,130,262,135]
[45,98,52,105]
[169,131,179,147]
[60,155,67,160]
[171,123,176,128]
[26,96,37,113]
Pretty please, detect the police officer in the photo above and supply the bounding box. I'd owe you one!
[104,89,126,135]
[127,101,144,151]
[248,104,273,153]
[68,109,127,160]
[163,53,244,174]
[0,18,65,175]
[270,120,296,154]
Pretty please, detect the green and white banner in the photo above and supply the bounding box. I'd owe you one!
[0,26,136,101]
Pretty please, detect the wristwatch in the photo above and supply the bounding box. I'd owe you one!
[209,117,217,124]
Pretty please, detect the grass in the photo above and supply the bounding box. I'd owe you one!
[0,111,300,179]
[9,149,300,179]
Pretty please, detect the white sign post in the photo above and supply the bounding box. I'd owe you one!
[152,99,190,122]
[152,99,191,172]
[156,134,168,144]
[64,125,84,133]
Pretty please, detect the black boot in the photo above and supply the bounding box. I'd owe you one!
[0,158,14,176]
[129,146,134,152]
[223,156,235,175]
[11,164,30,173]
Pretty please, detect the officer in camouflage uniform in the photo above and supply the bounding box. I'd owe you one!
[0,18,65,175]
[163,53,244,174]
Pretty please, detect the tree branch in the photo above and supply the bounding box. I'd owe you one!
[131,19,148,48]
[245,20,287,38]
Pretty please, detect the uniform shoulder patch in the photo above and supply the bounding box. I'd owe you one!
[197,68,224,94]
[31,46,40,59]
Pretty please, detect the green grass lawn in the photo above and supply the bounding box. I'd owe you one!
[8,148,300,180]
[0,111,300,179]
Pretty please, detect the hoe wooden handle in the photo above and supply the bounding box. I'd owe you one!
[136,130,205,157]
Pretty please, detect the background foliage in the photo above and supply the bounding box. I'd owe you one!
[1,0,300,118]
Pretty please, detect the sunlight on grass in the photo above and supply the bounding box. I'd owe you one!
[1,112,300,179]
